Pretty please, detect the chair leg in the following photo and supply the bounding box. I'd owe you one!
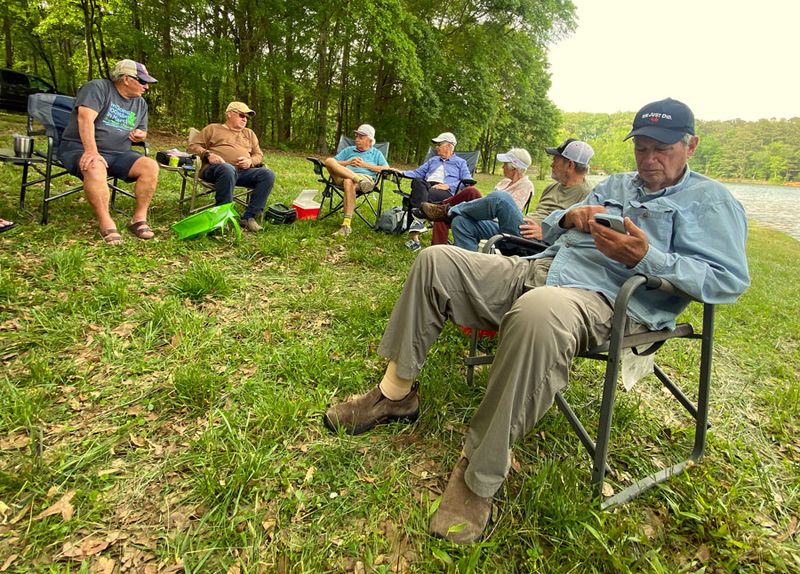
[466,329,479,385]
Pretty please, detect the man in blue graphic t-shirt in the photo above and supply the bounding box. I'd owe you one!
[60,59,160,244]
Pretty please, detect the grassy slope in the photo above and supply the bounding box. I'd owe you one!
[1,111,799,573]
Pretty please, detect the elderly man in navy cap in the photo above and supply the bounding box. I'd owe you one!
[396,132,472,251]
[60,59,160,244]
[323,98,751,544]
[321,124,390,237]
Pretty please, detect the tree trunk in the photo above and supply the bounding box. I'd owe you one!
[313,26,330,155]
[3,16,12,68]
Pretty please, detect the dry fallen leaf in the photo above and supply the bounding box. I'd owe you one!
[61,537,111,558]
[694,543,711,562]
[34,490,76,522]
[0,554,18,572]
[90,556,116,574]
[0,433,29,450]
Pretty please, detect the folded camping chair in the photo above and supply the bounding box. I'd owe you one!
[393,148,480,230]
[20,93,145,224]
[464,233,716,509]
[159,128,257,215]
[306,135,390,228]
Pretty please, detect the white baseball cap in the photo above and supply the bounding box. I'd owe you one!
[432,132,457,146]
[545,138,594,165]
[354,124,376,142]
[496,148,531,171]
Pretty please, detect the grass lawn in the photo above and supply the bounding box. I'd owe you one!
[1,110,799,573]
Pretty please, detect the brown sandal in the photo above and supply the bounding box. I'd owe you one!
[100,228,123,245]
[127,220,154,240]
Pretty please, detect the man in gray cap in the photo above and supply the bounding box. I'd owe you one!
[324,98,750,544]
[60,59,160,244]
[188,101,276,232]
[416,140,594,251]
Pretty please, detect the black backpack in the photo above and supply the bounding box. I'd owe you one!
[265,203,297,224]
[374,206,408,234]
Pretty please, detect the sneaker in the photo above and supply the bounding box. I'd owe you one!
[240,217,263,232]
[429,457,492,544]
[335,225,352,237]
[408,218,428,234]
[405,239,422,252]
[419,202,450,222]
[324,382,420,435]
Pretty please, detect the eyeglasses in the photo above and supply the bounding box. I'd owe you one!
[237,113,249,119]
[127,75,148,86]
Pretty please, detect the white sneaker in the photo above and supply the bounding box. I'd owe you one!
[405,239,422,252]
[408,218,428,234]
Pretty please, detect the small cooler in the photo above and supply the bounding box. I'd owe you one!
[292,189,321,220]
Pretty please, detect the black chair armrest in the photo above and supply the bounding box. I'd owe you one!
[306,156,325,176]
[461,178,477,187]
[482,233,549,256]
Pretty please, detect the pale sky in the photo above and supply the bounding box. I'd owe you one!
[547,0,800,122]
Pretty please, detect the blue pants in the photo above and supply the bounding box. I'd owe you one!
[450,192,524,251]
[202,163,275,220]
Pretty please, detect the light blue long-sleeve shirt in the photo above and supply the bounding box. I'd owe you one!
[537,168,750,330]
[403,154,471,194]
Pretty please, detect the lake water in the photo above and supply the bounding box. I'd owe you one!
[726,183,799,242]
[588,176,799,241]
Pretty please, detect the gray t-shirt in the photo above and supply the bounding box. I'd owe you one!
[61,79,148,153]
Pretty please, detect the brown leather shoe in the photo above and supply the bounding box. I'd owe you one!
[324,382,420,435]
[420,202,450,222]
[429,457,492,544]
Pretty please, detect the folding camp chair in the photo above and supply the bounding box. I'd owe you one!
[306,136,390,228]
[463,233,716,509]
[393,148,480,230]
[159,128,256,215]
[5,93,145,224]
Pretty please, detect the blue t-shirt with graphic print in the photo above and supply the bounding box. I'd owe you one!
[61,79,148,154]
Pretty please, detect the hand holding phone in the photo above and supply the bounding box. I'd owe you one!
[593,213,626,233]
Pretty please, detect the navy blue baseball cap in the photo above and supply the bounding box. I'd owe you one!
[624,98,695,144]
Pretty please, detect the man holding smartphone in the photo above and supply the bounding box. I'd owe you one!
[324,98,751,544]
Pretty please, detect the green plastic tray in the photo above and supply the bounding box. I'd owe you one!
[171,203,241,240]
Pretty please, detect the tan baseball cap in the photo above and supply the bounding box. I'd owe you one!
[226,101,256,116]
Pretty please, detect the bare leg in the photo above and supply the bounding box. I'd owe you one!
[127,156,159,223]
[81,163,115,231]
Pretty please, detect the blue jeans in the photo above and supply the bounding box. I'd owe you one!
[450,192,524,251]
[202,163,275,220]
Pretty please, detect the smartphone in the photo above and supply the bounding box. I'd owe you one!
[594,213,626,233]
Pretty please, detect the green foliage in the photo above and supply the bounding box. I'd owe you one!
[562,112,800,183]
[171,260,233,301]
[2,0,575,164]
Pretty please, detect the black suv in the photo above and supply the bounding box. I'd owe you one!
[0,69,59,112]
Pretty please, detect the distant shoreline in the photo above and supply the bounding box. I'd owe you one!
[720,179,800,188]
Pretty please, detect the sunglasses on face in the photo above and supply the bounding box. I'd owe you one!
[127,75,148,86]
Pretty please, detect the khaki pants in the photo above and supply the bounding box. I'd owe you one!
[377,245,621,497]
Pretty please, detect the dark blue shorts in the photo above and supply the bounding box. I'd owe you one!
[59,145,142,181]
